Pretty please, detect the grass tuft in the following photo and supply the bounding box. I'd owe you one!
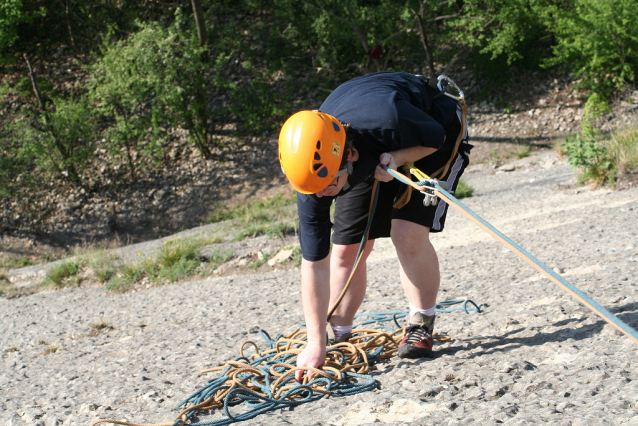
[44,345,59,354]
[515,145,531,160]
[454,178,474,199]
[44,261,83,288]
[89,319,114,336]
[608,124,638,174]
[0,257,33,270]
[209,190,299,241]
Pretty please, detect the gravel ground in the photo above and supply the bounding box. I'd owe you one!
[2,150,638,426]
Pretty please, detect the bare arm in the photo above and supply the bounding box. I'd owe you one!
[295,256,331,382]
[374,145,438,181]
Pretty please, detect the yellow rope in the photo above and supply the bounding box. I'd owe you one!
[92,326,413,426]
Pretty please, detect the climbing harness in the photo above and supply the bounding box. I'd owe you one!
[394,75,469,209]
[382,163,638,346]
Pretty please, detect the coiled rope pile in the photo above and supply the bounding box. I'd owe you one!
[93,303,485,426]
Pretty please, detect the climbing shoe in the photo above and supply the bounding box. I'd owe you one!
[397,312,435,359]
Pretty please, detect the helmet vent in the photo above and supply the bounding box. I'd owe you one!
[332,122,340,131]
[316,141,321,149]
[313,163,323,171]
[317,166,328,178]
[314,152,321,160]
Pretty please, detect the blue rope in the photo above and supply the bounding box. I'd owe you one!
[176,300,485,426]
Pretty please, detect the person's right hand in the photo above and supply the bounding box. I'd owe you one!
[294,341,326,383]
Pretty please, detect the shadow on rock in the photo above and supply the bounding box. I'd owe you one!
[429,304,638,359]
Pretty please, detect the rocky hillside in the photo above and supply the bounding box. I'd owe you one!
[1,69,637,270]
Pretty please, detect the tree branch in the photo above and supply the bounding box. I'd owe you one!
[24,55,47,114]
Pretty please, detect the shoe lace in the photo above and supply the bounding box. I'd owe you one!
[403,324,431,344]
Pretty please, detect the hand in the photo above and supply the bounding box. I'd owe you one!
[294,341,326,383]
[375,153,397,182]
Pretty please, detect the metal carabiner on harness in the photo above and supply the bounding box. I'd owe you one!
[436,75,465,102]
[417,179,449,207]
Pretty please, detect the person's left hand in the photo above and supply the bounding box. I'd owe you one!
[375,153,396,182]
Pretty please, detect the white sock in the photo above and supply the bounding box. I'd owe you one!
[332,325,352,340]
[409,303,436,321]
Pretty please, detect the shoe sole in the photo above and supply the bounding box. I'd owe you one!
[397,345,432,359]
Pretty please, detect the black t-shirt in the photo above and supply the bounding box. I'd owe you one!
[297,72,458,261]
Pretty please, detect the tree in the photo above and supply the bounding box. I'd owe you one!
[0,0,45,61]
[543,0,638,97]
[87,11,235,165]
[191,0,208,46]
[411,0,489,76]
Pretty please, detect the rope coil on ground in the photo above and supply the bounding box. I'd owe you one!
[92,303,483,426]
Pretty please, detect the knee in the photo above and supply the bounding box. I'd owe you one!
[331,244,363,267]
[391,222,431,256]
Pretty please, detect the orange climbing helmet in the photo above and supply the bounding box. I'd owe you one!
[278,110,346,194]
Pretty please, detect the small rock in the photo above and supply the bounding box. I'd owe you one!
[267,249,293,267]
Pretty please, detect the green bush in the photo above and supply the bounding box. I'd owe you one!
[454,178,474,199]
[544,0,638,97]
[563,93,614,185]
[4,95,97,187]
[563,133,613,185]
[45,261,83,288]
[0,0,45,62]
[608,123,638,173]
[0,0,23,58]
[87,10,233,166]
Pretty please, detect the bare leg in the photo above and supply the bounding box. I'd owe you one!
[328,241,375,326]
[391,219,440,310]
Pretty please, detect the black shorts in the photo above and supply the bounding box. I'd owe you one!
[332,125,471,246]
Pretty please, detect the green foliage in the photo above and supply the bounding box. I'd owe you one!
[45,261,83,287]
[11,96,96,184]
[543,0,638,97]
[209,190,299,241]
[88,253,118,284]
[563,133,611,183]
[0,257,32,269]
[3,0,182,59]
[0,0,45,61]
[0,91,95,200]
[105,237,208,292]
[454,178,474,199]
[209,249,234,270]
[607,123,638,173]
[580,93,611,138]
[88,11,238,163]
[209,191,297,223]
[479,0,548,65]
[156,239,201,270]
[106,263,144,293]
[565,118,638,187]
[271,0,421,73]
[0,0,22,57]
[563,94,614,185]
[229,80,287,136]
